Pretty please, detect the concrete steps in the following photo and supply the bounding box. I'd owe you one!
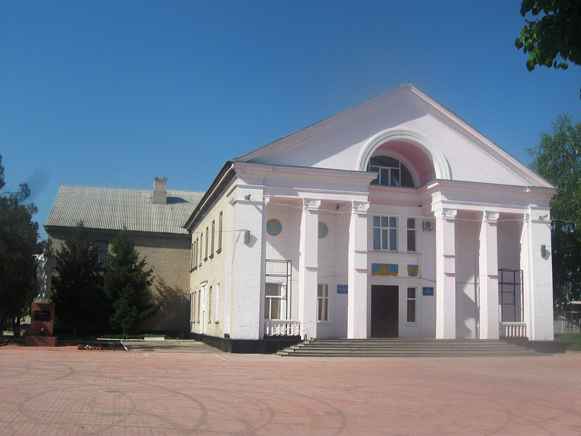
[277,338,547,357]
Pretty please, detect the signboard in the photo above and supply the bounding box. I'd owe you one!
[371,263,398,276]
[423,287,434,296]
[337,284,348,294]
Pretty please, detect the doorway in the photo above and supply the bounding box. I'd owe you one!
[371,285,399,338]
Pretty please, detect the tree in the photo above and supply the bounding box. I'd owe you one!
[104,228,158,336]
[52,223,108,336]
[528,114,581,307]
[515,0,581,74]
[0,155,40,337]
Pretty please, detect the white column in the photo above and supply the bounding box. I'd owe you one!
[435,208,457,339]
[347,200,369,339]
[479,211,500,339]
[298,198,320,339]
[231,187,265,340]
[523,209,554,340]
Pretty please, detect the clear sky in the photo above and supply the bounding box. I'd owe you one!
[1,0,580,239]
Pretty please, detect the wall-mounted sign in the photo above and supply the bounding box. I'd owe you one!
[423,287,434,296]
[337,284,348,294]
[266,219,282,236]
[408,265,419,277]
[319,222,329,239]
[371,263,398,276]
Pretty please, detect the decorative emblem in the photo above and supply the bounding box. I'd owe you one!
[266,219,282,236]
[371,263,398,276]
[319,222,329,239]
[408,265,419,277]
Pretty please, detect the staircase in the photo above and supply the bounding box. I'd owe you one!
[277,338,548,357]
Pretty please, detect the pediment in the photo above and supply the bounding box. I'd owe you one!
[234,83,553,188]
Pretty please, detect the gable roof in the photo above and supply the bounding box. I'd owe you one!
[45,185,204,235]
[233,83,554,189]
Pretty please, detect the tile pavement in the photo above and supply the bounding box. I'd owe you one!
[1,342,581,435]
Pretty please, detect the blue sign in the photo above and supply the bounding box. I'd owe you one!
[423,287,434,296]
[337,285,348,294]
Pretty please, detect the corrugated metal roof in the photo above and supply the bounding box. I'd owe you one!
[45,185,204,235]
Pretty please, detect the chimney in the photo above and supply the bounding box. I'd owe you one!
[152,177,168,204]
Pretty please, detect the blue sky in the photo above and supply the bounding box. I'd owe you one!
[1,0,580,239]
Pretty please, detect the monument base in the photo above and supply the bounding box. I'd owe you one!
[30,301,55,336]
[25,336,57,347]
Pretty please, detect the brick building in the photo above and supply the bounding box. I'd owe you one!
[45,178,203,334]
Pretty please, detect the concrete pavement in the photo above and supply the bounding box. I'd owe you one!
[1,343,581,435]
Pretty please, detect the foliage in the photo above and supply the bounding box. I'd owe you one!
[515,0,581,73]
[555,333,581,351]
[528,114,581,306]
[104,228,158,336]
[0,155,39,334]
[52,223,108,335]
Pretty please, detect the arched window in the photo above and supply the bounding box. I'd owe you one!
[368,156,415,188]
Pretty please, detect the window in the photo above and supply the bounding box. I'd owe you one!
[368,156,414,187]
[407,287,417,323]
[190,292,195,323]
[204,227,209,261]
[318,284,329,322]
[191,242,195,270]
[264,283,282,319]
[199,233,203,267]
[95,241,108,265]
[215,284,220,323]
[197,291,201,323]
[407,218,416,252]
[210,220,215,257]
[373,216,397,251]
[208,286,212,322]
[217,212,223,253]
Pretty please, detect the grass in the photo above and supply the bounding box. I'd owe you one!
[555,333,581,351]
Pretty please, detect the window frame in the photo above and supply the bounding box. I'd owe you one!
[368,156,415,188]
[264,283,283,320]
[406,287,418,324]
[317,284,329,322]
[407,218,416,252]
[373,216,398,251]
[217,212,223,253]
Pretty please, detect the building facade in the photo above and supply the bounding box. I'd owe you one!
[185,83,556,343]
[45,178,203,334]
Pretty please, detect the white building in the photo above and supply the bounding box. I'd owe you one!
[185,83,556,347]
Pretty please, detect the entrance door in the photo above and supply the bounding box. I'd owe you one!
[371,285,399,338]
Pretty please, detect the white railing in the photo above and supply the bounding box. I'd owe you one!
[264,320,302,337]
[500,322,527,338]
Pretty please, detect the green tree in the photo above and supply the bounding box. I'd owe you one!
[52,223,108,336]
[0,155,40,337]
[528,114,581,306]
[515,0,581,73]
[104,228,158,336]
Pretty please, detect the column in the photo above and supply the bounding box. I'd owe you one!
[523,209,554,340]
[347,200,369,339]
[298,198,320,339]
[479,211,500,339]
[435,208,457,339]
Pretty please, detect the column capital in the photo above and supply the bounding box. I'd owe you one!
[302,198,321,211]
[481,210,500,222]
[263,195,271,205]
[351,201,370,214]
[434,208,457,219]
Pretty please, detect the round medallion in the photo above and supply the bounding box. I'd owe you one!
[318,222,329,239]
[266,219,282,236]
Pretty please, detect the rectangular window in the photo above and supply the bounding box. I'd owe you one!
[373,216,397,251]
[95,241,108,265]
[217,212,223,253]
[215,284,220,323]
[407,287,417,323]
[204,227,209,261]
[264,283,282,320]
[211,220,215,257]
[199,234,203,267]
[197,291,201,323]
[190,242,194,270]
[190,293,194,323]
[407,218,416,252]
[317,284,329,322]
[208,286,212,322]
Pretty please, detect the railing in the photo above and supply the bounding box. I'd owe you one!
[500,322,527,338]
[264,320,302,337]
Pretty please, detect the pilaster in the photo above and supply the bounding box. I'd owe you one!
[479,211,500,339]
[298,198,320,339]
[435,207,457,339]
[347,200,369,339]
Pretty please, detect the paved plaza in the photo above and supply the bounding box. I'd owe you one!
[1,342,581,435]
